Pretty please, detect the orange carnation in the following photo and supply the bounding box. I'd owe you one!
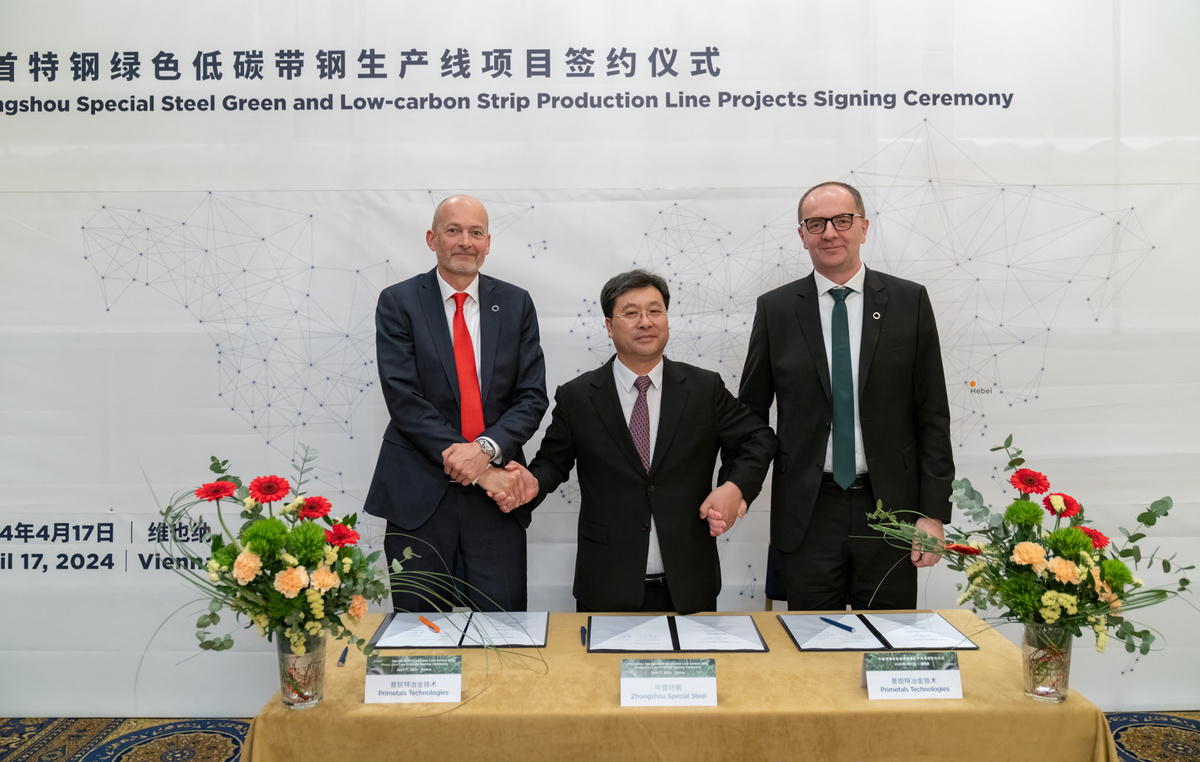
[348,594,368,622]
[273,565,309,598]
[310,565,341,593]
[1047,557,1082,585]
[232,550,262,585]
[1011,541,1048,574]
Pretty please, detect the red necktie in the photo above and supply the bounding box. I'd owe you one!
[451,292,485,441]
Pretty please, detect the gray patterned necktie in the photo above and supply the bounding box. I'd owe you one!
[630,376,652,473]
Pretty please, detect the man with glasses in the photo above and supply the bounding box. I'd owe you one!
[497,270,776,614]
[739,181,954,611]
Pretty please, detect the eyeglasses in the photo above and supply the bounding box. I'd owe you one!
[801,213,864,234]
[613,309,667,321]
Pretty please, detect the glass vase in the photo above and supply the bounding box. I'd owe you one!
[1021,622,1072,703]
[276,632,326,709]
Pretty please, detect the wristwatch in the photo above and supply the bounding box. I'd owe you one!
[475,438,497,461]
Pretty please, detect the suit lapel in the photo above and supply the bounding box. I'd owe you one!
[589,358,652,477]
[650,358,688,476]
[859,267,887,391]
[417,269,461,403]
[477,275,498,401]
[794,274,832,402]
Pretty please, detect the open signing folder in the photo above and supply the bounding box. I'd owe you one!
[779,612,978,652]
[587,614,767,653]
[369,611,548,649]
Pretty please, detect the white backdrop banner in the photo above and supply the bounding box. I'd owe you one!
[2,0,1197,715]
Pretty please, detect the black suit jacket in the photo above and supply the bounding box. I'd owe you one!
[739,268,953,553]
[364,268,548,530]
[527,356,777,614]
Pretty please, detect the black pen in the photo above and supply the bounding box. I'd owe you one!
[580,625,587,647]
[819,616,855,633]
[337,646,349,667]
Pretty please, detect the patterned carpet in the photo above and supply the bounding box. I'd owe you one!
[0,718,250,762]
[1,712,1197,760]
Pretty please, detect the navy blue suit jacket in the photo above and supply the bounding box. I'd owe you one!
[364,268,548,530]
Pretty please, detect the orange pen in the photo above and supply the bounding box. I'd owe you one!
[419,615,440,633]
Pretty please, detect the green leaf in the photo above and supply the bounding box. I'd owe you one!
[1163,559,1171,573]
[1127,533,1146,543]
[1132,546,1142,563]
[1125,640,1136,653]
[391,558,405,574]
[196,613,213,628]
[1009,457,1025,467]
[1003,434,1013,448]
[208,599,223,613]
[208,612,220,626]
[402,546,415,561]
[1151,497,1172,516]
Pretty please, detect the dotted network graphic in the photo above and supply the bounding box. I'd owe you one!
[570,121,1156,449]
[80,192,537,526]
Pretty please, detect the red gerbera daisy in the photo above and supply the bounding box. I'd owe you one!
[1078,526,1110,550]
[298,495,332,520]
[1009,468,1050,495]
[1042,492,1082,518]
[325,523,360,547]
[194,481,237,502]
[944,543,982,556]
[248,475,291,504]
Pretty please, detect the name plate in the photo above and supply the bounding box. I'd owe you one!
[863,651,962,700]
[620,658,717,707]
[364,654,462,704]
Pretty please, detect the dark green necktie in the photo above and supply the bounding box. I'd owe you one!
[830,288,855,490]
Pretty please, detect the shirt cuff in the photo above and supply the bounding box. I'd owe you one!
[478,436,502,464]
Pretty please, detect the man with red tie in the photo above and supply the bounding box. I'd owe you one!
[364,195,548,612]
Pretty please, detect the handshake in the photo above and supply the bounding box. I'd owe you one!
[441,441,539,513]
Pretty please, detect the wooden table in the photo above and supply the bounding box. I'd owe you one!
[244,609,1117,762]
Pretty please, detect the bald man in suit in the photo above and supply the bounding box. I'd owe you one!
[364,195,548,612]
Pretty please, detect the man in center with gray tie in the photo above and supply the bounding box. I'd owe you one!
[501,269,777,614]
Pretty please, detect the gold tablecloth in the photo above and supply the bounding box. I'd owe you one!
[244,609,1117,762]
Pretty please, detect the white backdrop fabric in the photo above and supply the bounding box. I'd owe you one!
[1,0,1197,715]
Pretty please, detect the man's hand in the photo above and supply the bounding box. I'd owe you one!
[480,462,540,513]
[911,517,945,568]
[699,482,745,537]
[477,466,522,513]
[442,441,490,485]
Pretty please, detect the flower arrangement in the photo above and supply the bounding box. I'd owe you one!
[870,436,1192,654]
[158,446,390,656]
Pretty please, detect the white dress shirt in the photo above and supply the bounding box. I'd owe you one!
[436,272,500,462]
[612,356,665,576]
[813,264,868,475]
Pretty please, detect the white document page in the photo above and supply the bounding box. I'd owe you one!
[461,611,549,647]
[374,612,471,648]
[861,613,977,650]
[674,615,766,651]
[588,615,675,651]
[779,614,887,650]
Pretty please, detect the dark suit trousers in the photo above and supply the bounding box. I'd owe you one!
[384,484,527,613]
[781,478,917,611]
